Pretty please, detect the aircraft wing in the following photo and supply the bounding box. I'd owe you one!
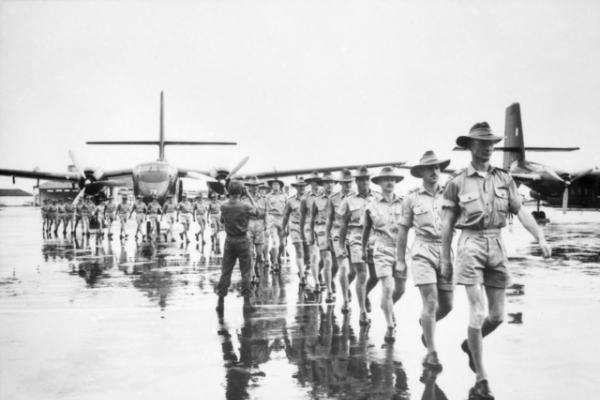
[177,168,213,179]
[99,168,134,179]
[239,161,406,180]
[0,168,80,182]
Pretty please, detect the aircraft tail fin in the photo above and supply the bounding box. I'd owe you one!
[500,103,578,170]
[86,92,237,156]
[159,91,165,160]
[503,103,526,170]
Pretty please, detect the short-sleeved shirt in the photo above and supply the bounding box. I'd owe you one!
[301,190,320,227]
[47,205,57,215]
[328,190,354,232]
[64,204,74,214]
[193,201,206,216]
[400,185,444,240]
[178,200,194,214]
[116,203,130,215]
[208,201,221,215]
[312,192,332,225]
[163,202,177,213]
[365,194,403,246]
[105,203,117,214]
[267,192,287,216]
[81,202,94,216]
[133,202,147,214]
[147,202,162,215]
[442,164,521,230]
[339,190,379,230]
[57,205,66,214]
[284,195,303,225]
[220,199,258,237]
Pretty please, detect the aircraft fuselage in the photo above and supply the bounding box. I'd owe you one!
[132,161,179,204]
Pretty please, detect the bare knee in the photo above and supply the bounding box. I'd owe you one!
[422,296,438,318]
[469,306,486,329]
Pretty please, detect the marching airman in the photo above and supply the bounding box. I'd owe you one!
[177,193,194,244]
[116,195,130,240]
[300,172,322,292]
[362,166,406,343]
[310,171,335,302]
[282,177,308,286]
[266,178,287,273]
[397,150,454,370]
[338,166,379,325]
[129,195,147,241]
[326,168,354,311]
[243,177,268,283]
[162,195,178,242]
[441,122,551,399]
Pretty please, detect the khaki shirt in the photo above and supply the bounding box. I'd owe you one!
[339,190,379,230]
[193,201,206,216]
[178,200,194,214]
[208,201,220,215]
[147,201,162,215]
[105,203,117,214]
[284,195,303,225]
[365,194,403,246]
[443,164,521,230]
[301,190,320,228]
[163,202,177,213]
[267,192,287,216]
[400,185,444,240]
[312,192,332,226]
[133,201,147,214]
[328,190,354,232]
[116,203,130,215]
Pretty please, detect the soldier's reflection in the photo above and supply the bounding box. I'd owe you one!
[419,369,448,400]
[284,302,411,399]
[217,271,289,400]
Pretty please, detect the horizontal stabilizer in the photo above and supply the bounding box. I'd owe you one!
[453,146,579,152]
[87,141,237,146]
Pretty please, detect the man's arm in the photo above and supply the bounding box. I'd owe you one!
[338,210,351,249]
[325,199,334,239]
[440,208,458,279]
[281,202,292,234]
[309,203,317,243]
[396,225,409,272]
[517,207,552,257]
[299,198,308,241]
[361,210,373,262]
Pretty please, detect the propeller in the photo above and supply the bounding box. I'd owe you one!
[225,156,249,180]
[558,167,594,213]
[68,150,87,180]
[205,157,250,195]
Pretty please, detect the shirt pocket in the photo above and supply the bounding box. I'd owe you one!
[494,186,509,214]
[413,205,432,228]
[459,191,483,222]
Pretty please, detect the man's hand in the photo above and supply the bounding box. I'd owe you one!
[440,259,452,281]
[396,259,408,273]
[539,238,552,258]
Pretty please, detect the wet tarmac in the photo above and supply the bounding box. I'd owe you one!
[1,207,599,400]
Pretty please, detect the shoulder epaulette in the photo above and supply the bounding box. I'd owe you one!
[449,168,466,179]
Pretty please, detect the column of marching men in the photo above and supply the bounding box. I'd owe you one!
[212,122,552,400]
[37,121,553,400]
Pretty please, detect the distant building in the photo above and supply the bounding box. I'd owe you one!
[0,188,34,206]
[38,181,79,204]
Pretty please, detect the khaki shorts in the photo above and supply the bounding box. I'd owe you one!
[267,214,283,231]
[135,214,145,224]
[118,214,128,224]
[455,229,511,289]
[410,238,453,291]
[248,219,266,245]
[288,222,303,244]
[373,241,396,278]
[330,231,348,258]
[209,214,220,231]
[179,213,192,226]
[314,224,329,251]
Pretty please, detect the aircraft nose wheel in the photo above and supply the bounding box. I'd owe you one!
[531,210,548,224]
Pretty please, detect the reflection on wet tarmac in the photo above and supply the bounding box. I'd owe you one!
[2,207,600,399]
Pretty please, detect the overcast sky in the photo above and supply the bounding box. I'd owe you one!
[1,0,599,193]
